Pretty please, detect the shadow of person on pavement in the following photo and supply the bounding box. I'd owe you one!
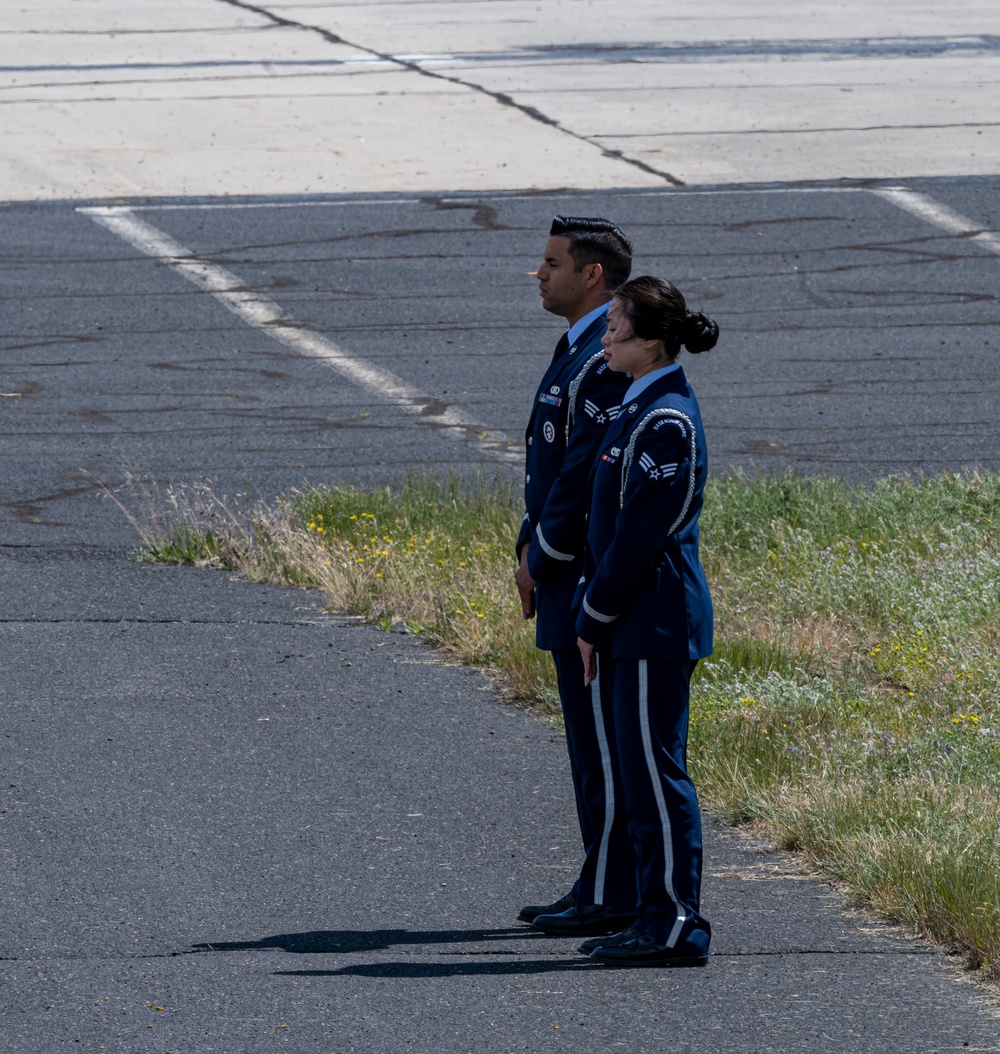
[282,959,599,978]
[190,926,544,955]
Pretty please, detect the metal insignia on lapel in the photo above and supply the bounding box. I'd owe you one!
[568,344,578,355]
[627,403,638,414]
[550,385,561,395]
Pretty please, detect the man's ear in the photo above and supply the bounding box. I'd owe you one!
[582,261,604,289]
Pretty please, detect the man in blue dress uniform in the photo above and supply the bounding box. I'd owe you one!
[514,216,639,937]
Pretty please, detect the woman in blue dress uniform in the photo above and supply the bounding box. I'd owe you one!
[574,275,719,967]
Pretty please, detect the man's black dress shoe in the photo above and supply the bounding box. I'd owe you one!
[517,891,576,924]
[578,926,639,955]
[532,904,638,937]
[589,931,709,967]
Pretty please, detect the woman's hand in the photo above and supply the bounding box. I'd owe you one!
[577,637,597,686]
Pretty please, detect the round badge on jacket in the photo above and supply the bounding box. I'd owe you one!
[543,421,556,443]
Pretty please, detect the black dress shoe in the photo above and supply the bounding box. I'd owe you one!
[532,904,638,937]
[589,931,709,967]
[517,891,576,924]
[578,926,639,955]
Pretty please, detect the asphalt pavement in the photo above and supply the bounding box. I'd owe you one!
[5,181,1000,555]
[3,184,1000,1051]
[3,551,999,1053]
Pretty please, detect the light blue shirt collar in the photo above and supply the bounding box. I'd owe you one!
[566,301,610,348]
[622,362,681,405]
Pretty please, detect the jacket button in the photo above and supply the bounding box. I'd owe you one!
[528,436,533,445]
[526,474,531,483]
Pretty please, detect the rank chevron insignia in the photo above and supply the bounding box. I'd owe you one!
[638,452,678,480]
[584,400,621,425]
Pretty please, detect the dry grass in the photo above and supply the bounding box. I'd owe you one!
[118,469,1000,981]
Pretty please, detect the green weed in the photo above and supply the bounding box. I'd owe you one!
[124,469,1000,980]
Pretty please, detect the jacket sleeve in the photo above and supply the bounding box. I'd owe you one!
[515,513,531,560]
[575,413,697,645]
[525,362,628,583]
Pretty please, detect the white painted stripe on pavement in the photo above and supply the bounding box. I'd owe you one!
[873,187,1000,255]
[103,185,867,213]
[109,198,421,212]
[78,206,521,466]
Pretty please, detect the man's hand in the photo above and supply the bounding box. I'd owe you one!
[577,637,597,686]
[515,546,537,620]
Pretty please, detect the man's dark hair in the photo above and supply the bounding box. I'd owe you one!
[550,215,633,290]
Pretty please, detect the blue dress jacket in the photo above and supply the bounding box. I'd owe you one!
[574,366,714,661]
[518,316,632,651]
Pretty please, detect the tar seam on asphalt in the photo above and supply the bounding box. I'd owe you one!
[214,0,687,187]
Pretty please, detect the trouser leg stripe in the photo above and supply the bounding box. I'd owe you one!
[590,653,614,906]
[638,659,687,948]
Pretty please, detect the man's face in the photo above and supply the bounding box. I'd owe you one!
[536,235,587,319]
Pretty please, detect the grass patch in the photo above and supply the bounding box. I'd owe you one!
[123,470,1000,980]
[118,477,562,711]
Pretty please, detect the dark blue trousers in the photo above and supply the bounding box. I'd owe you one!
[611,657,710,954]
[551,649,636,910]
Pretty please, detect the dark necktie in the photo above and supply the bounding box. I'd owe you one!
[551,331,570,364]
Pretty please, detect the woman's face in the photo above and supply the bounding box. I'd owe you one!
[601,300,665,378]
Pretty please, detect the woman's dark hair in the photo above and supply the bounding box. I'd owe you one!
[550,215,633,290]
[612,275,718,357]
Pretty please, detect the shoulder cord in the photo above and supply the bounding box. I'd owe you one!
[619,409,698,538]
[564,352,606,441]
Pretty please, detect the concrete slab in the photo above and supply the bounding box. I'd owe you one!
[4,0,1000,201]
[274,0,1000,53]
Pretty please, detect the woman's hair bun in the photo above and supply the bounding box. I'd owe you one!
[681,310,719,355]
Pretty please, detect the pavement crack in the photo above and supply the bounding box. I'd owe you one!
[436,949,524,956]
[214,0,685,186]
[0,949,209,963]
[0,618,336,626]
[599,119,1000,139]
[719,948,928,956]
[418,198,506,230]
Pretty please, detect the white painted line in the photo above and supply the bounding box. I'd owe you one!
[104,185,867,213]
[873,187,1000,255]
[78,206,521,467]
[118,198,425,212]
